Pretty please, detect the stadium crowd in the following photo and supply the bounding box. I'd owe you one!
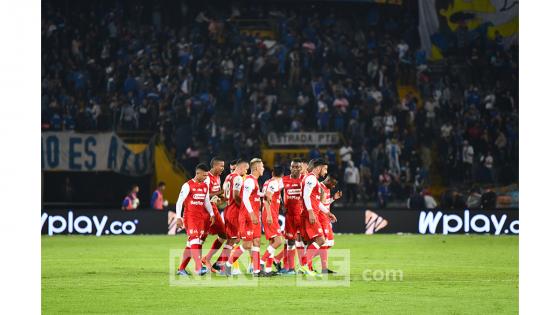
[42,1,518,208]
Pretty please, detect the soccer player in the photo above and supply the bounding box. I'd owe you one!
[150,182,166,210]
[277,158,303,275]
[225,158,266,277]
[261,166,285,275]
[297,159,310,268]
[216,159,248,273]
[300,158,330,277]
[201,157,228,272]
[318,176,341,274]
[175,164,215,276]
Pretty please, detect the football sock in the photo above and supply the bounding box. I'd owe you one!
[178,246,191,270]
[217,244,232,266]
[227,245,244,265]
[204,238,224,263]
[320,245,329,270]
[251,247,260,273]
[306,242,320,269]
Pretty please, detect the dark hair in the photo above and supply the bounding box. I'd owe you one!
[210,157,224,167]
[157,181,165,187]
[237,158,248,165]
[195,163,209,172]
[272,166,284,177]
[311,158,327,167]
[291,158,302,163]
[229,159,239,166]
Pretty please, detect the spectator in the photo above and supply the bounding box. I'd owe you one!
[377,169,391,208]
[407,190,425,209]
[462,140,474,182]
[423,189,438,209]
[344,161,360,204]
[339,142,353,167]
[481,186,498,209]
[467,186,482,209]
[309,146,321,160]
[480,151,495,183]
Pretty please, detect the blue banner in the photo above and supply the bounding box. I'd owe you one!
[41,132,155,176]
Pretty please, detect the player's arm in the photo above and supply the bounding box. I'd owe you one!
[121,198,129,211]
[150,191,158,208]
[233,176,243,206]
[264,182,275,225]
[175,183,190,226]
[242,179,258,224]
[303,176,318,224]
[204,189,216,225]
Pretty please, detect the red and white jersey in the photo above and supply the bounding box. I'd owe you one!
[223,172,243,207]
[205,172,222,196]
[319,182,331,212]
[282,175,303,215]
[302,173,323,214]
[240,174,261,214]
[175,179,213,218]
[263,178,282,216]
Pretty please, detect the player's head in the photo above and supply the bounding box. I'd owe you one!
[249,158,264,177]
[272,165,284,178]
[300,159,309,175]
[310,158,328,177]
[131,185,139,194]
[157,181,166,191]
[229,159,238,172]
[235,159,249,175]
[194,163,210,182]
[323,176,338,189]
[210,157,225,175]
[290,158,302,177]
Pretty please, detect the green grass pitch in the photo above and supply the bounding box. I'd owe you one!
[42,234,518,314]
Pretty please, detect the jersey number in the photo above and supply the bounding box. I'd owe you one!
[223,181,231,200]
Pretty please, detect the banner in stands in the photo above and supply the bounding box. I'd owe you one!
[331,208,518,235]
[267,132,340,147]
[41,132,155,176]
[419,0,518,59]
[41,209,168,236]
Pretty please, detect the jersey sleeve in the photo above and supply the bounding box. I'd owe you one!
[242,179,255,213]
[203,176,211,190]
[303,176,317,211]
[267,180,279,194]
[175,182,190,219]
[233,175,243,192]
[204,189,214,216]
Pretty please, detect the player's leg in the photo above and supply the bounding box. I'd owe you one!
[319,214,333,273]
[177,218,192,273]
[203,208,226,268]
[250,222,262,276]
[225,213,251,276]
[177,240,191,274]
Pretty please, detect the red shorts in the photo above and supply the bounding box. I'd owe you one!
[262,213,282,240]
[319,212,334,241]
[284,212,302,240]
[185,213,210,240]
[238,210,261,241]
[206,205,226,237]
[302,210,324,240]
[224,205,239,239]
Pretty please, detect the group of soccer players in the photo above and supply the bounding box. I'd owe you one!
[175,156,341,277]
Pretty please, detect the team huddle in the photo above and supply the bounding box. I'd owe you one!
[175,157,341,277]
